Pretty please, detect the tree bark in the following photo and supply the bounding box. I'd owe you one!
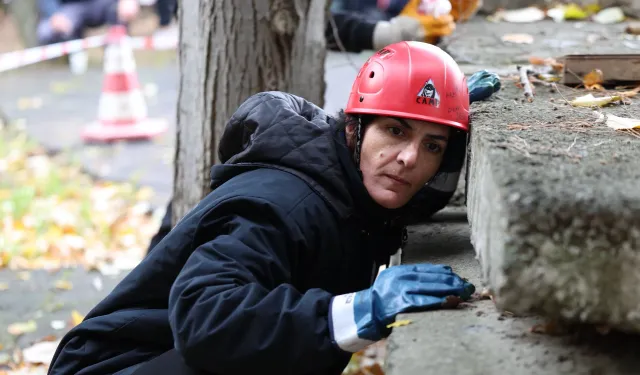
[7,0,39,48]
[173,0,328,224]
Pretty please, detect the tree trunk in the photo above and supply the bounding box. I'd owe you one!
[173,0,328,224]
[7,0,39,48]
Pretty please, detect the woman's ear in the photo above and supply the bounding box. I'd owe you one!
[345,123,356,148]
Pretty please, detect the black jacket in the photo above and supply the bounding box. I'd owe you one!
[47,92,414,375]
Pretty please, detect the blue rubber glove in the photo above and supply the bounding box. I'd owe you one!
[467,70,501,103]
[329,264,475,352]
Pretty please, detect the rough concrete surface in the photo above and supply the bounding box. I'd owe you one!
[465,74,640,331]
[443,19,638,69]
[386,209,640,375]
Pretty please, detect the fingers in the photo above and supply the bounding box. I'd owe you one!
[409,264,453,274]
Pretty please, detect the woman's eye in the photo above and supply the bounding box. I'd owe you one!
[425,143,442,153]
[388,127,404,136]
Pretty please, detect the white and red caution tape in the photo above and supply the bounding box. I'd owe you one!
[0,31,178,73]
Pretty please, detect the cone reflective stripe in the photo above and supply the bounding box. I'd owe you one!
[81,25,168,142]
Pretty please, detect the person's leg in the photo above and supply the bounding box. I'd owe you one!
[85,0,122,27]
[155,0,177,27]
[36,3,88,45]
[131,349,207,375]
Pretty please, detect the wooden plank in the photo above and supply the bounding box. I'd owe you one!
[561,54,640,85]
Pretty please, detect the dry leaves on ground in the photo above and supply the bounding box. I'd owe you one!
[0,123,161,273]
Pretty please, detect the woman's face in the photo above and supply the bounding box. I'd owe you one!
[350,116,450,209]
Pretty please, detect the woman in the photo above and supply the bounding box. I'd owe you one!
[48,41,484,375]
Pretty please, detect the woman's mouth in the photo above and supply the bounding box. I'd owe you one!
[383,174,410,185]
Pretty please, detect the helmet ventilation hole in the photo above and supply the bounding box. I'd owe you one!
[359,96,364,102]
[369,71,375,78]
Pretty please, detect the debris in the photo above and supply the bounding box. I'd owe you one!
[528,56,564,73]
[618,85,640,98]
[387,320,412,329]
[569,94,622,107]
[494,7,546,23]
[501,33,534,44]
[0,282,8,291]
[480,287,494,300]
[603,113,640,130]
[22,340,60,365]
[562,54,640,86]
[547,6,566,22]
[593,7,625,24]
[92,276,103,291]
[563,3,590,20]
[50,320,66,330]
[582,69,604,90]
[517,65,534,102]
[7,320,37,336]
[53,280,73,291]
[625,23,640,35]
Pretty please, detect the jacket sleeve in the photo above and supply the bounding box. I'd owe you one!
[325,11,376,53]
[168,195,351,374]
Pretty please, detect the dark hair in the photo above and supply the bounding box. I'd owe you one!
[333,110,374,152]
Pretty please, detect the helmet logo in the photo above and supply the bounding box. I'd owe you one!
[416,79,440,108]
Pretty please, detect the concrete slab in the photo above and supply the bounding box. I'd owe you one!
[386,209,640,375]
[464,70,640,331]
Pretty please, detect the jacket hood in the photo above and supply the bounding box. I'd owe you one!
[210,91,465,224]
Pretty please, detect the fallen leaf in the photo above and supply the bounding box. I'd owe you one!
[53,280,73,291]
[480,287,494,299]
[618,85,640,98]
[499,7,546,23]
[564,3,589,19]
[582,69,604,90]
[22,340,60,365]
[569,94,621,107]
[71,310,84,327]
[0,282,8,291]
[17,272,31,281]
[7,320,37,336]
[604,114,640,130]
[593,7,625,24]
[501,33,534,44]
[386,320,412,329]
[50,320,66,330]
[527,56,563,72]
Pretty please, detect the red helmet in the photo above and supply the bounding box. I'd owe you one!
[345,41,469,132]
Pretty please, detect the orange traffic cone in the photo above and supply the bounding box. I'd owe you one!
[81,25,168,142]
